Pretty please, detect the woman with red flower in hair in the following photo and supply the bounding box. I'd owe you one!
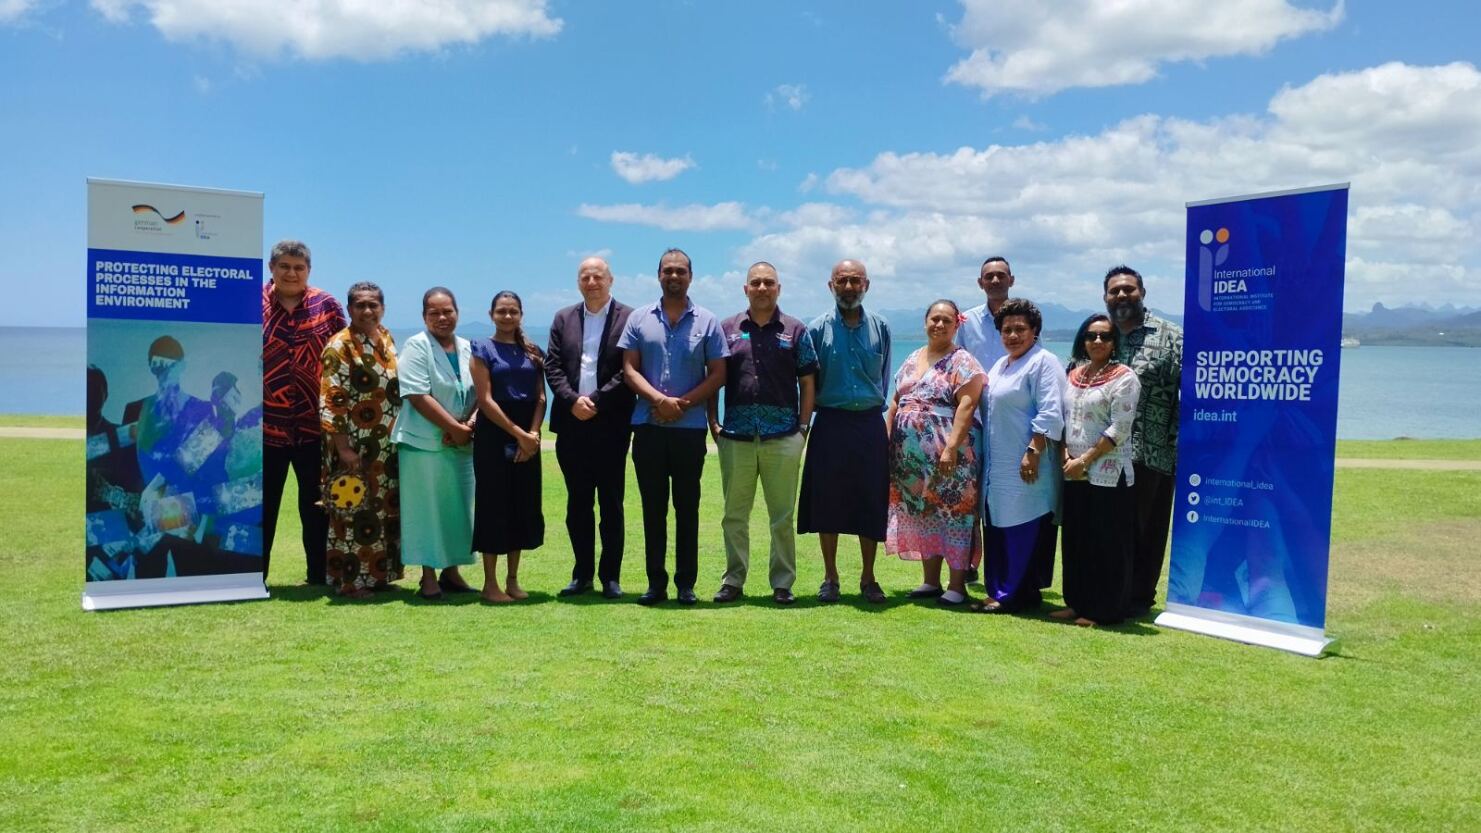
[320,281,402,599]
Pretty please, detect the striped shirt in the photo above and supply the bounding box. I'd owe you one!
[262,282,345,447]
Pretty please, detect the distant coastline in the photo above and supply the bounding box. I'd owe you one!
[9,296,1481,348]
[7,324,1479,438]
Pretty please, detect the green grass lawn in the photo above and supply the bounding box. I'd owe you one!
[0,414,84,428]
[1334,438,1481,460]
[1,436,1477,832]
[8,415,1478,460]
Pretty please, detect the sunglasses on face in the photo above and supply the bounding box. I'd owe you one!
[1084,332,1114,343]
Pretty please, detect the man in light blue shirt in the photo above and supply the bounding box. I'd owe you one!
[798,259,892,605]
[955,255,1014,584]
[957,256,1014,379]
[619,248,728,606]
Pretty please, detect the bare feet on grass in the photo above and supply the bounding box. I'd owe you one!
[482,586,514,603]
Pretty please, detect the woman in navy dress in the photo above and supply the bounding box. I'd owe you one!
[470,291,547,603]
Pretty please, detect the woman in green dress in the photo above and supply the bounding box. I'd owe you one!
[390,287,477,600]
[320,281,402,598]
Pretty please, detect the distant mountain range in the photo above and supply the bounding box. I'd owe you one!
[380,301,1478,347]
[873,303,1181,339]
[1341,303,1481,347]
[874,302,1481,347]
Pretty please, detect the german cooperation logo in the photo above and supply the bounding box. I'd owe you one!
[131,204,186,234]
[1197,227,1275,312]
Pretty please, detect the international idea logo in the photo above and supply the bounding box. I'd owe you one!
[1196,227,1230,312]
[1196,226,1275,312]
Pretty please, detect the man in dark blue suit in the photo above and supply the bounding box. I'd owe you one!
[546,256,637,598]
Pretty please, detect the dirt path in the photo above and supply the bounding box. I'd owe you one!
[0,427,84,440]
[5,426,1479,470]
[1329,458,1481,471]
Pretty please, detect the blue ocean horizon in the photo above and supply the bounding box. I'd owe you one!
[4,325,1475,440]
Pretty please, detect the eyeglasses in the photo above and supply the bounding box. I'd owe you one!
[1083,332,1114,343]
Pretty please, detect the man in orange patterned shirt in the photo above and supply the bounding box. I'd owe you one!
[261,240,345,587]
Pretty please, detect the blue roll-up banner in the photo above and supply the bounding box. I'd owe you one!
[84,179,269,610]
[1156,184,1349,656]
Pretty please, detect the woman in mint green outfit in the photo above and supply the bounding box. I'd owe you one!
[392,287,477,600]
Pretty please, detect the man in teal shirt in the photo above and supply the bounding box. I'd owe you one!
[798,259,892,604]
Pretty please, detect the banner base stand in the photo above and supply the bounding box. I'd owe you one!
[83,574,268,611]
[1155,604,1334,657]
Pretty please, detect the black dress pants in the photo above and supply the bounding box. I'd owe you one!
[631,425,706,591]
[263,440,328,585]
[555,422,631,585]
[1128,462,1175,609]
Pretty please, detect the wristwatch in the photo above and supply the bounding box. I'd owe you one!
[1024,445,1040,457]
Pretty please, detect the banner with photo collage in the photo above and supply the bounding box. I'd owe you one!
[1157,183,1349,656]
[84,179,268,610]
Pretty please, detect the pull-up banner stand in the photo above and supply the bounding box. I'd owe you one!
[84,179,268,610]
[1157,183,1349,656]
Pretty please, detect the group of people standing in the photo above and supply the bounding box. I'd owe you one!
[261,241,1182,624]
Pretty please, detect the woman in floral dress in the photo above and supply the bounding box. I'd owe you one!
[886,299,987,606]
[319,281,402,598]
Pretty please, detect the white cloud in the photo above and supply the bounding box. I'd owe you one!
[562,247,614,260]
[945,0,1343,98]
[609,151,696,184]
[90,0,561,60]
[766,83,810,111]
[577,202,758,232]
[777,202,858,229]
[0,0,37,24]
[1011,115,1047,132]
[730,62,1481,312]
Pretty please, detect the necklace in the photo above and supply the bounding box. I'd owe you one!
[1080,360,1112,387]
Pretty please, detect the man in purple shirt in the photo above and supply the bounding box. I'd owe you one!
[619,249,728,606]
[706,263,818,605]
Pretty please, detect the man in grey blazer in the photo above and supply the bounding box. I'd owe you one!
[546,256,637,598]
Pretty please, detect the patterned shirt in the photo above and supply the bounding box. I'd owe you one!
[956,302,1007,424]
[809,307,892,411]
[1064,362,1140,487]
[1113,312,1183,475]
[718,308,818,440]
[263,282,346,447]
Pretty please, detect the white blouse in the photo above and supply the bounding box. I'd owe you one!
[1064,362,1140,488]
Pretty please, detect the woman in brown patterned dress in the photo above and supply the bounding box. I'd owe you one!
[319,281,402,599]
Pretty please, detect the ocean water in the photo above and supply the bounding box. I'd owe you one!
[2,327,1475,440]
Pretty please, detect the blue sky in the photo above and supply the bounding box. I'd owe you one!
[2,0,1477,328]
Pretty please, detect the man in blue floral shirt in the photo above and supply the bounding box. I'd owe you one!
[707,262,818,605]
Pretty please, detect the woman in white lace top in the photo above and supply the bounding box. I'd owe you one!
[1056,314,1140,626]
